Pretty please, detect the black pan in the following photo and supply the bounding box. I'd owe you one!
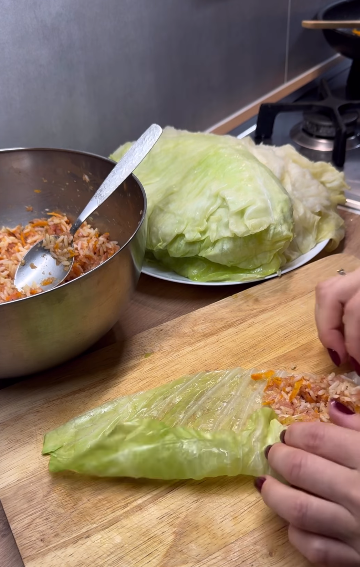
[318,0,360,98]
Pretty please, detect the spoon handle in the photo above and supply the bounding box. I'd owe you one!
[70,124,162,236]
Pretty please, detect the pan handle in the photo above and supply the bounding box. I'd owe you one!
[302,20,360,29]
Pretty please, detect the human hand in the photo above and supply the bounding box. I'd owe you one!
[315,267,360,373]
[256,401,360,566]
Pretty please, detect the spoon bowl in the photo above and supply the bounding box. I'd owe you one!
[16,239,73,292]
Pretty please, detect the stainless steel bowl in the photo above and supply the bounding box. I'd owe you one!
[0,148,147,379]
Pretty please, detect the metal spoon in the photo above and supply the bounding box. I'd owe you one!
[14,124,162,293]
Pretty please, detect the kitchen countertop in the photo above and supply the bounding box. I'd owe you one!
[1,207,359,567]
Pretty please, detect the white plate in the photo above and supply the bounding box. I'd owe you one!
[141,240,329,286]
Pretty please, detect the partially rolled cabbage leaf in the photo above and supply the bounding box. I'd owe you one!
[111,127,346,282]
[43,368,284,479]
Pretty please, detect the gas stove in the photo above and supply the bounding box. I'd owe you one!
[231,63,360,213]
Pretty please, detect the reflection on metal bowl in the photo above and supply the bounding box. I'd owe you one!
[0,148,147,379]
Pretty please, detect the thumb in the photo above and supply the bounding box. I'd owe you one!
[328,399,360,431]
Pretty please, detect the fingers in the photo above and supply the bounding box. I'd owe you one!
[315,270,360,364]
[315,305,347,364]
[282,422,360,469]
[315,277,349,363]
[267,443,359,510]
[343,289,360,366]
[261,477,355,541]
[288,525,360,566]
[329,400,360,433]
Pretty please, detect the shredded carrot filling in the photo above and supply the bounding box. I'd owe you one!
[1,212,120,304]
[255,369,360,425]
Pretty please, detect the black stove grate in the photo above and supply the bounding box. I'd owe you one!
[255,80,360,167]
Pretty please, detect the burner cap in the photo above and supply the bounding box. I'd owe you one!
[303,110,358,139]
[290,123,360,153]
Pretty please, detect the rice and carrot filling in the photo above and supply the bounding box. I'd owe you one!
[252,370,360,425]
[0,213,119,304]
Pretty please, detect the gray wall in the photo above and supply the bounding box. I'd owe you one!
[0,0,333,157]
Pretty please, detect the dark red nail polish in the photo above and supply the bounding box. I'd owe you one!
[280,429,286,444]
[264,445,272,459]
[254,476,266,493]
[350,357,360,376]
[328,348,341,366]
[330,399,355,415]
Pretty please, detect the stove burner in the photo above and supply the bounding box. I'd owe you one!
[255,80,360,167]
[290,123,360,152]
[290,107,360,153]
[303,110,358,139]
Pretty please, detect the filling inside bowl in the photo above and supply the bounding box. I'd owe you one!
[0,212,119,303]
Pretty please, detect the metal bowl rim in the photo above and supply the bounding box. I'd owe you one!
[0,146,147,308]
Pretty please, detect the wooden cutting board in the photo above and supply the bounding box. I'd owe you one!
[1,253,359,567]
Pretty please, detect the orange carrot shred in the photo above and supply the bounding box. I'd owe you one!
[40,277,55,286]
[264,377,282,391]
[289,379,303,402]
[5,291,23,301]
[251,370,275,381]
[47,212,64,218]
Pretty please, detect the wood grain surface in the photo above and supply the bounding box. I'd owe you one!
[1,251,360,567]
[0,503,23,567]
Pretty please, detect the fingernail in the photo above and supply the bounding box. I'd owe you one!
[254,476,266,493]
[327,348,340,366]
[350,357,360,376]
[264,445,272,459]
[330,399,355,415]
[280,430,286,444]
